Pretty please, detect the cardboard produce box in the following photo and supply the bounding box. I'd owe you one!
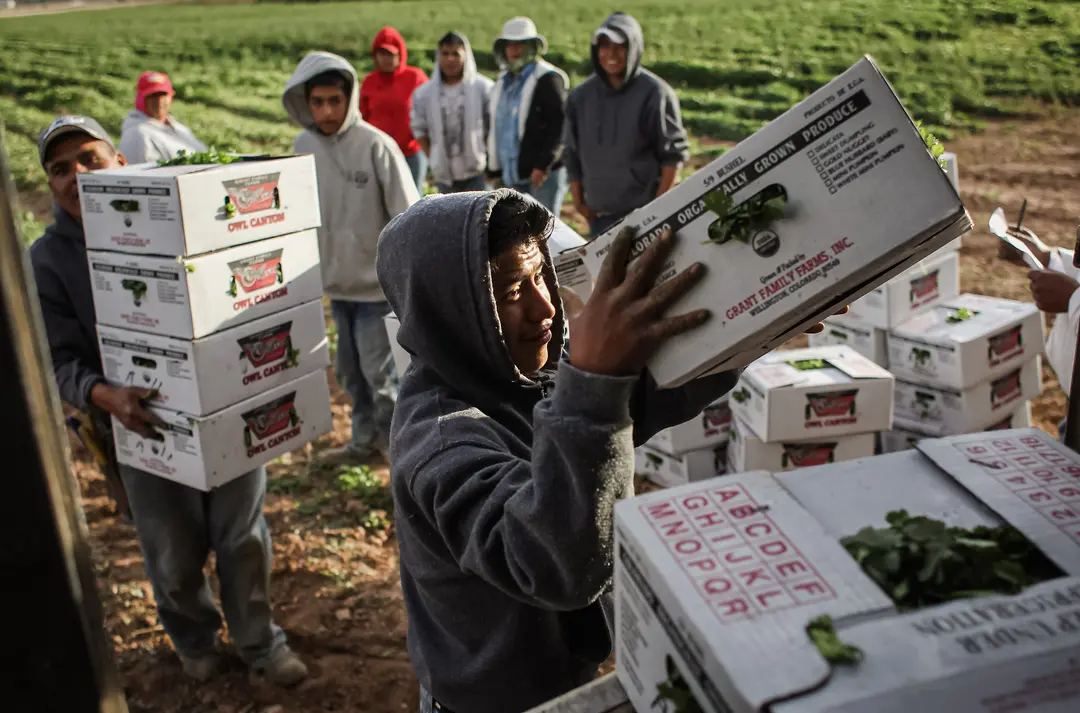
[727,416,875,473]
[112,369,332,491]
[550,220,592,316]
[615,428,1080,713]
[880,401,1032,454]
[77,155,320,257]
[579,56,971,388]
[894,357,1042,436]
[844,248,959,330]
[807,313,888,368]
[729,345,894,442]
[635,444,728,489]
[887,293,1044,390]
[97,299,329,416]
[88,229,322,340]
[646,396,732,456]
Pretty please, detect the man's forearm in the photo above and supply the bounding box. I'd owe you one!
[570,180,585,205]
[657,165,679,197]
[418,136,431,157]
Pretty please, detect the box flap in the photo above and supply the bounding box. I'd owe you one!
[891,294,1040,346]
[916,429,1080,576]
[619,472,893,711]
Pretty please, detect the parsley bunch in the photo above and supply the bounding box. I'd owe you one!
[157,147,238,167]
[916,121,948,171]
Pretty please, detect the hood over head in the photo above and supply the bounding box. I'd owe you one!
[376,190,566,406]
[591,12,645,88]
[432,31,478,85]
[282,51,361,136]
[372,26,409,74]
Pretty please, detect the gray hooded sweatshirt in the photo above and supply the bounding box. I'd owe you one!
[118,109,208,164]
[282,51,419,303]
[563,12,690,218]
[376,189,737,713]
[410,33,494,186]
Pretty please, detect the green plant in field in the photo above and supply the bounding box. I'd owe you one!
[841,510,1060,610]
[267,474,302,495]
[335,466,392,511]
[296,490,332,517]
[360,510,391,532]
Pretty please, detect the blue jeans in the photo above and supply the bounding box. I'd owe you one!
[437,174,487,194]
[514,165,569,215]
[331,299,397,453]
[405,150,429,196]
[589,212,628,238]
[119,465,287,668]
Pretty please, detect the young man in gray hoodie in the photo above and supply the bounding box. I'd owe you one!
[411,32,494,194]
[376,188,737,713]
[282,52,419,465]
[564,12,690,237]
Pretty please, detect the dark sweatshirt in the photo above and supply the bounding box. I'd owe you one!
[376,189,736,713]
[563,12,690,218]
[29,206,105,412]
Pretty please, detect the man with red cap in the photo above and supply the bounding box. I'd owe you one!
[119,71,208,164]
[360,27,429,194]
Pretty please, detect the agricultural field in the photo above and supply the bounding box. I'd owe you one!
[3,1,1080,711]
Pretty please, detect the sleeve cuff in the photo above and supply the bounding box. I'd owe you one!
[79,374,105,412]
[553,361,637,424]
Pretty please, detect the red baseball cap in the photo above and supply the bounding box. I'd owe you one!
[375,43,400,55]
[135,71,174,113]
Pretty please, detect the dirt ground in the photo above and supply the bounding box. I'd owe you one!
[70,111,1079,713]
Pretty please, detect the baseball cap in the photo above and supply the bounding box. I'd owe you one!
[38,115,115,165]
[592,27,627,45]
[137,71,174,99]
[376,43,400,54]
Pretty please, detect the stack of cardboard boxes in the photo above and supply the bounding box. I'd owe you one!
[725,345,894,473]
[635,396,733,489]
[882,293,1043,451]
[78,155,334,491]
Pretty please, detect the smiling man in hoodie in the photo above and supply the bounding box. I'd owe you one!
[377,188,741,713]
[283,52,419,466]
[564,13,690,237]
[361,27,430,194]
[411,32,494,194]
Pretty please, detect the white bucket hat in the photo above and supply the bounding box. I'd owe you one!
[496,16,548,54]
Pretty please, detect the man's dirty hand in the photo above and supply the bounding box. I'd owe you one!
[91,384,165,439]
[569,226,709,377]
[1028,269,1079,313]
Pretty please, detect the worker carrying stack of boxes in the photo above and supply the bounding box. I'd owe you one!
[78,153,333,491]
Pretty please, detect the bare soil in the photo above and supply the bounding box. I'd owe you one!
[70,112,1079,713]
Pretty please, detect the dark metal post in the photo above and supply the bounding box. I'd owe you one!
[0,136,128,709]
[1064,225,1080,452]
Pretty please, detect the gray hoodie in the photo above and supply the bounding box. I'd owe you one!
[118,109,208,164]
[410,33,494,186]
[563,12,690,218]
[282,51,419,303]
[376,189,736,713]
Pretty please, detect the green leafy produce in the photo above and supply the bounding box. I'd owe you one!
[227,276,238,298]
[946,307,975,323]
[788,358,830,371]
[224,196,237,219]
[121,278,148,306]
[806,615,862,665]
[703,183,787,246]
[109,199,140,213]
[731,387,751,404]
[157,147,238,167]
[916,121,948,171]
[652,655,704,713]
[841,510,1060,610]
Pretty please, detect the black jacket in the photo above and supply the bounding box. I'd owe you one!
[489,62,569,181]
[28,206,105,412]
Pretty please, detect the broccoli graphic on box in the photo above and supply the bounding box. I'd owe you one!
[731,387,751,404]
[121,279,148,306]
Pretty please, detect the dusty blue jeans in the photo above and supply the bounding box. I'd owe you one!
[436,174,487,194]
[513,165,569,216]
[119,465,287,668]
[405,150,429,196]
[330,299,397,454]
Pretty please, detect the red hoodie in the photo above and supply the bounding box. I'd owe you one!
[360,26,428,157]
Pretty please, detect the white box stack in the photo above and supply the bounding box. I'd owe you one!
[614,428,1080,713]
[883,293,1044,450]
[635,396,733,489]
[726,345,891,473]
[79,155,333,490]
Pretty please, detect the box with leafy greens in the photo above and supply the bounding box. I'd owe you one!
[615,428,1080,713]
[729,345,894,442]
[894,358,1041,436]
[78,154,320,257]
[887,293,1044,390]
[96,298,329,416]
[580,56,971,388]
